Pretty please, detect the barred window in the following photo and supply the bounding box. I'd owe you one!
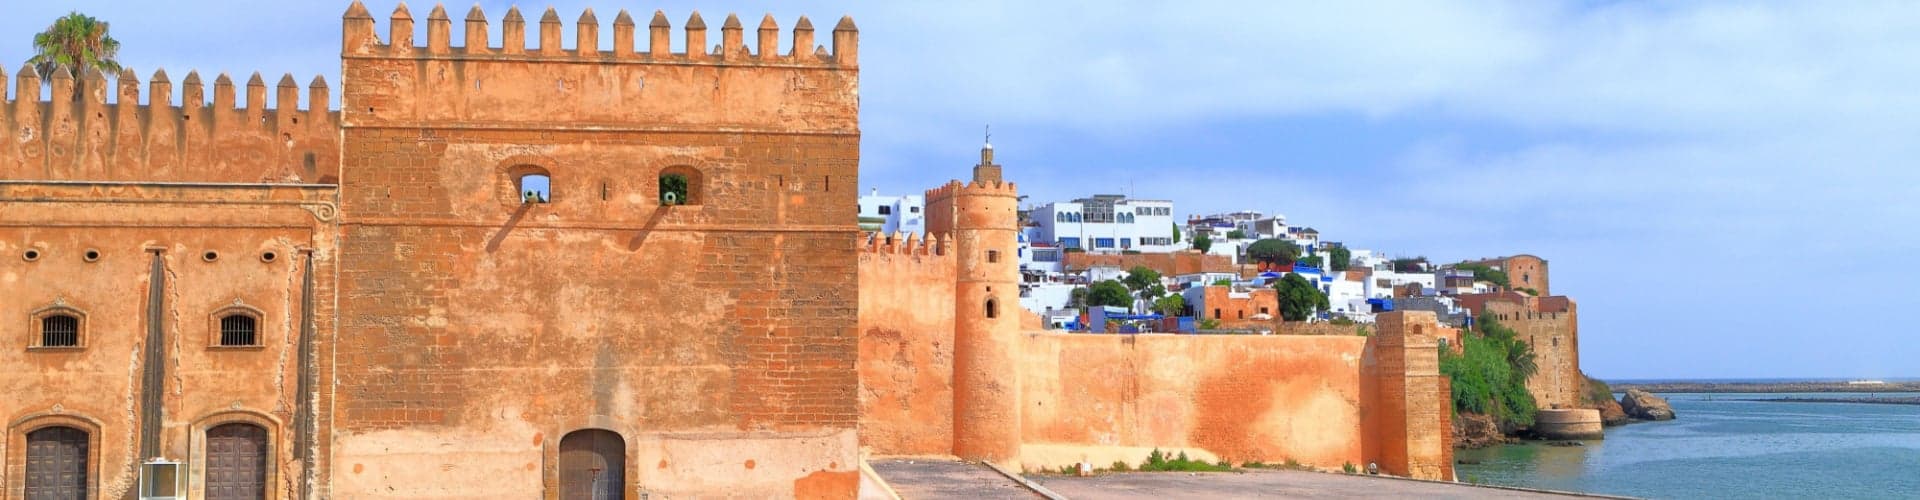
[219,315,258,347]
[40,315,79,347]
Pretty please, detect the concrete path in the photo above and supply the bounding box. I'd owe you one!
[868,458,1041,500]
[1029,469,1591,499]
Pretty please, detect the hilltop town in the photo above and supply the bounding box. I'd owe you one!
[1,3,1604,498]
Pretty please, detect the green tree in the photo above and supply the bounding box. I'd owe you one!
[1299,255,1324,269]
[1392,256,1428,272]
[1069,287,1088,309]
[1192,232,1213,253]
[1328,247,1351,272]
[1226,229,1247,239]
[1086,280,1132,309]
[1122,266,1162,295]
[1274,273,1328,321]
[1246,239,1300,266]
[1151,293,1186,316]
[29,12,121,82]
[1171,222,1182,243]
[659,174,689,205]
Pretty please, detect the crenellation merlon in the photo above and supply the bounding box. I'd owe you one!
[577,9,601,55]
[860,232,953,257]
[338,2,857,67]
[0,67,339,182]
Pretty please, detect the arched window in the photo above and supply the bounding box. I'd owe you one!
[659,166,703,206]
[41,315,80,347]
[518,172,549,202]
[33,307,83,349]
[219,314,259,347]
[985,299,999,319]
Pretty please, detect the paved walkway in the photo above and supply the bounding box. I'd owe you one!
[868,458,1040,500]
[1030,469,1593,499]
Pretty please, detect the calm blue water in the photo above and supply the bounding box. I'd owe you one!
[1455,393,1920,499]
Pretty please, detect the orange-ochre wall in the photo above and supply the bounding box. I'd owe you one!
[1019,333,1368,469]
[856,236,956,456]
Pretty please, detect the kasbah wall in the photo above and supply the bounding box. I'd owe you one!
[1457,292,1583,410]
[855,148,1457,480]
[3,2,867,499]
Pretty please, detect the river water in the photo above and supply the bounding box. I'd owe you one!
[1454,393,1920,499]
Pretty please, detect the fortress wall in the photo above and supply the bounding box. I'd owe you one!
[855,236,957,455]
[1017,333,1370,470]
[0,66,339,183]
[0,182,335,499]
[1490,303,1582,410]
[330,5,862,497]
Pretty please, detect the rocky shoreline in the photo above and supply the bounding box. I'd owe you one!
[1612,381,1920,393]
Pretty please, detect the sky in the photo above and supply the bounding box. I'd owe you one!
[6,1,1918,380]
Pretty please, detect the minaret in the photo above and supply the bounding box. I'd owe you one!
[943,139,1023,467]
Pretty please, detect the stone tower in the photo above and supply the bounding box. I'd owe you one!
[926,143,1023,466]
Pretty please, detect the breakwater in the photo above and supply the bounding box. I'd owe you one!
[1750,395,1920,405]
[1612,380,1920,393]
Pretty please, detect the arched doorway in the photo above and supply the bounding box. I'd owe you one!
[559,429,625,500]
[25,426,88,499]
[205,423,268,500]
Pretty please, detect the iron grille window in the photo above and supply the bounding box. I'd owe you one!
[41,315,79,347]
[220,315,258,347]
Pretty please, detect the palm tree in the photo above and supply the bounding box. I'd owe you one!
[28,12,122,80]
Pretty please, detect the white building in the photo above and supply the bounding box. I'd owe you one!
[858,189,926,236]
[1032,195,1180,253]
[1019,226,1065,275]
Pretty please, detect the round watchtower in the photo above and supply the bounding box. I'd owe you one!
[930,144,1023,466]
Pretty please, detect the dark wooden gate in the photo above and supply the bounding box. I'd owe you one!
[558,429,625,500]
[25,426,87,500]
[205,423,268,500]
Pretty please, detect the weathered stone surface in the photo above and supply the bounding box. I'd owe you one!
[1620,389,1677,421]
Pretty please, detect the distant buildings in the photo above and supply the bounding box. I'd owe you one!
[1031,195,1179,253]
[859,189,926,235]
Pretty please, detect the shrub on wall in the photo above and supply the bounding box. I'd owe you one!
[1439,314,1539,427]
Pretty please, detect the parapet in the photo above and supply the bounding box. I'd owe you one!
[923,179,1019,204]
[0,66,339,183]
[861,231,950,257]
[342,2,857,67]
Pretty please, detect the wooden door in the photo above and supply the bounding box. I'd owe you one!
[558,429,625,500]
[25,426,87,500]
[205,423,268,500]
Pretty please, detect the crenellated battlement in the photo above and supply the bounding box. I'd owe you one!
[923,179,1019,204]
[0,65,339,183]
[860,231,951,257]
[342,2,856,68]
[339,2,860,134]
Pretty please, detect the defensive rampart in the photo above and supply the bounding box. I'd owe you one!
[856,232,957,455]
[0,66,339,183]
